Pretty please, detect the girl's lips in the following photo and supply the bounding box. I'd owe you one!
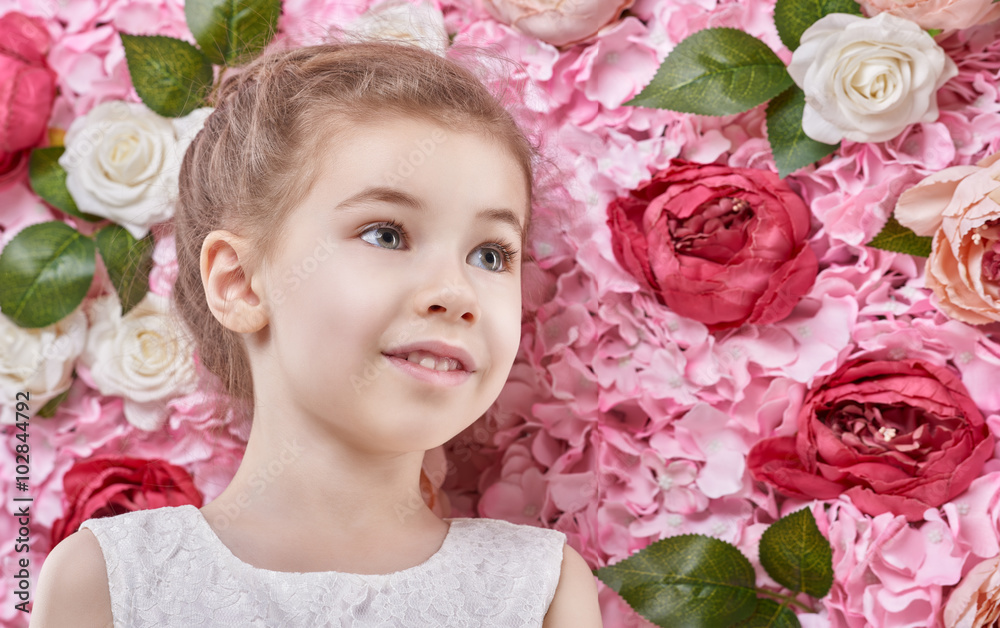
[383,354,471,386]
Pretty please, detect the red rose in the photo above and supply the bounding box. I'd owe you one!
[50,456,203,546]
[606,159,818,330]
[748,359,993,522]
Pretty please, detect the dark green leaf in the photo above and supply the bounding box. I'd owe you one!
[759,508,833,599]
[121,34,214,117]
[36,386,72,418]
[733,599,801,628]
[0,222,96,328]
[185,0,281,66]
[596,534,758,628]
[766,85,838,178]
[624,28,792,116]
[28,147,103,221]
[773,0,863,51]
[866,215,933,257]
[94,225,154,316]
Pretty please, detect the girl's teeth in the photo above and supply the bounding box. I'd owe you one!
[405,351,460,371]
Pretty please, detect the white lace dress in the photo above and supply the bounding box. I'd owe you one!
[79,504,567,627]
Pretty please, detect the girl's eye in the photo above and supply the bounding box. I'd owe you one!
[469,244,514,272]
[360,223,404,250]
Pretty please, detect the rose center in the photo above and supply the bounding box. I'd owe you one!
[977,222,1000,282]
[669,196,754,263]
[820,401,962,470]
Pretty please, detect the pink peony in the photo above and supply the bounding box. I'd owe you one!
[859,0,1000,31]
[748,358,994,522]
[895,150,1000,324]
[606,159,818,331]
[480,0,635,48]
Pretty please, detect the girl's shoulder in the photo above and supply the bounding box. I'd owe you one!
[30,528,114,628]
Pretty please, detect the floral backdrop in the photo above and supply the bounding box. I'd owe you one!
[2,0,1000,626]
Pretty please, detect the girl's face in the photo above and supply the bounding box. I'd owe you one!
[253,116,529,454]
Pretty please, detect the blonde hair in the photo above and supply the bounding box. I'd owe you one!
[172,36,543,427]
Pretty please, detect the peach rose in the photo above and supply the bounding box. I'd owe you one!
[858,0,1000,32]
[943,555,1000,628]
[894,151,1000,324]
[481,0,634,47]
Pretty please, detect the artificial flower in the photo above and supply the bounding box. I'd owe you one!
[49,455,203,546]
[606,159,818,331]
[79,292,197,431]
[943,555,1000,627]
[748,358,993,522]
[858,0,1000,32]
[480,0,634,48]
[0,11,57,191]
[894,150,1000,324]
[349,0,449,56]
[59,102,212,239]
[0,307,87,424]
[788,12,958,144]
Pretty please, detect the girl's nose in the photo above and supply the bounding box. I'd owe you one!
[412,259,480,324]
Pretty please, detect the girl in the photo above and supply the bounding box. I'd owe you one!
[30,38,602,627]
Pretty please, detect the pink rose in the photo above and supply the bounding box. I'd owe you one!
[0,12,56,152]
[606,160,818,331]
[748,358,994,522]
[858,0,1000,31]
[481,0,635,47]
[894,151,1000,324]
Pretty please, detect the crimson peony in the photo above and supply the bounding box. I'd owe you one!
[748,358,993,522]
[607,160,818,331]
[0,12,56,191]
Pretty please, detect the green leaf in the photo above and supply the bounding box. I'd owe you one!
[121,34,214,117]
[733,599,801,628]
[596,534,758,628]
[624,28,793,116]
[773,0,863,51]
[28,147,103,221]
[926,28,942,37]
[866,215,933,257]
[94,225,154,316]
[758,508,833,599]
[185,0,281,66]
[766,85,838,178]
[0,222,96,328]
[36,386,72,418]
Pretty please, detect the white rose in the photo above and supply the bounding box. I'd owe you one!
[0,308,87,424]
[59,102,213,240]
[350,0,449,56]
[80,292,197,431]
[787,12,958,144]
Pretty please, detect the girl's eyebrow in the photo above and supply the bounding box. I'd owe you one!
[336,185,526,246]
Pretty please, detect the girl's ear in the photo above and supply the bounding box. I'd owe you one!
[201,230,269,333]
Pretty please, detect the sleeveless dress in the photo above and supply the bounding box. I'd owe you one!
[78,504,567,627]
